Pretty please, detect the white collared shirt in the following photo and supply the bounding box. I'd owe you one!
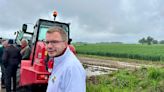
[46,47,86,92]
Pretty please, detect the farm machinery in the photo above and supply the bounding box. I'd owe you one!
[15,11,75,92]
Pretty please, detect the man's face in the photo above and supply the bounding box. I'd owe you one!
[2,40,8,47]
[45,32,67,57]
[21,40,27,48]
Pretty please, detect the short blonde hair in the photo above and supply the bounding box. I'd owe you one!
[21,39,28,45]
[47,26,68,42]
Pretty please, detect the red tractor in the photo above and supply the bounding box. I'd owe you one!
[15,12,75,92]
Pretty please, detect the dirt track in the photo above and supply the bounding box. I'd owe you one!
[78,56,162,69]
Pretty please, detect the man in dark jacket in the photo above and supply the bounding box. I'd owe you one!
[0,42,4,85]
[0,40,8,88]
[2,39,22,92]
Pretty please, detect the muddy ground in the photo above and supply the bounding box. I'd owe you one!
[78,56,163,69]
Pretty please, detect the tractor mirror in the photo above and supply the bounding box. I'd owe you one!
[68,38,72,44]
[22,24,27,32]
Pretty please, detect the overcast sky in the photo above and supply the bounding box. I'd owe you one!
[0,0,164,43]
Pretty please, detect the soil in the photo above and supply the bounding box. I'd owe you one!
[78,56,163,69]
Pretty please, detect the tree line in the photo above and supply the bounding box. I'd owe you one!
[138,36,164,45]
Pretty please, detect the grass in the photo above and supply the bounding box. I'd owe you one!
[86,67,164,92]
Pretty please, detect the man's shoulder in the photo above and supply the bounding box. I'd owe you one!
[4,47,9,51]
[62,48,84,71]
[64,56,85,71]
[64,54,79,65]
[26,46,31,51]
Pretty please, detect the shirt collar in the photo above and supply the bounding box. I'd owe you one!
[53,46,70,66]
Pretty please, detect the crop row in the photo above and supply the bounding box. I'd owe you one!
[75,44,164,61]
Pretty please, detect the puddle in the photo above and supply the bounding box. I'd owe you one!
[84,64,118,77]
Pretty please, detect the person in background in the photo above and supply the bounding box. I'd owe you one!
[0,37,2,44]
[20,39,31,60]
[45,26,86,92]
[2,39,22,92]
[0,40,8,88]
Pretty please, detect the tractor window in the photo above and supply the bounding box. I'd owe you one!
[38,26,48,41]
[38,24,69,41]
[15,30,24,45]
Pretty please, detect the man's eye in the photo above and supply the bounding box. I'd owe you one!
[44,40,64,45]
[45,41,48,43]
[51,41,58,44]
[44,41,50,44]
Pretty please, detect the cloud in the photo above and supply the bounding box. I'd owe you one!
[0,0,164,43]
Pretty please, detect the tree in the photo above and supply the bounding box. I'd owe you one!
[138,37,146,44]
[152,40,158,44]
[159,40,164,44]
[147,36,154,45]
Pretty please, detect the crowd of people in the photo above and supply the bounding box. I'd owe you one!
[0,38,31,92]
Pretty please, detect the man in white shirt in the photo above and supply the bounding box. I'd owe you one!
[45,26,86,92]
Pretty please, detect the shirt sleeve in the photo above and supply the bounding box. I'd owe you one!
[60,66,86,92]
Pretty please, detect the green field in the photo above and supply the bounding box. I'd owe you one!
[75,43,164,61]
[75,43,164,91]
